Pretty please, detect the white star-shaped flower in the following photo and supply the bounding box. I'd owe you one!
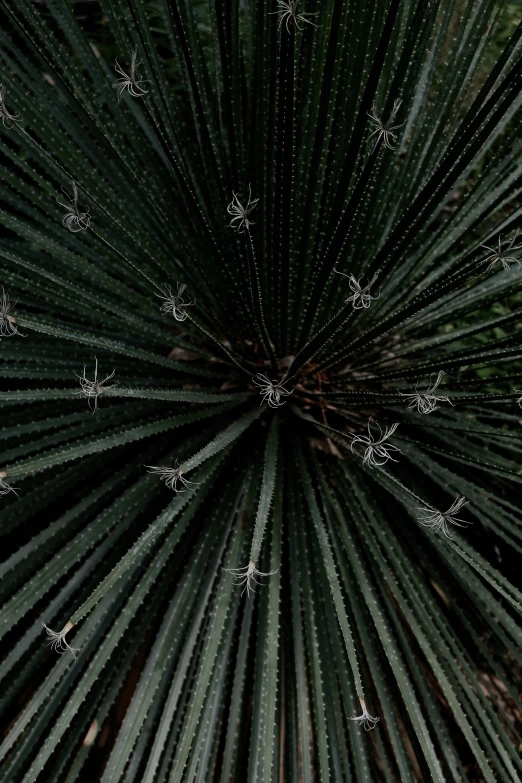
[75,358,117,412]
[417,495,470,538]
[253,373,292,408]
[156,283,195,322]
[0,472,18,497]
[223,560,278,597]
[145,460,199,493]
[57,180,91,233]
[0,287,23,336]
[334,270,380,309]
[480,232,522,272]
[43,621,78,659]
[0,85,19,128]
[367,99,404,151]
[400,371,453,414]
[113,49,149,101]
[227,184,259,233]
[349,699,380,731]
[269,0,319,33]
[350,419,402,468]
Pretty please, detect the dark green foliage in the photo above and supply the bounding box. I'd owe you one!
[1,0,522,780]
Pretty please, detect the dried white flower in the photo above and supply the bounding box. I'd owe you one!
[0,287,23,336]
[0,472,18,496]
[155,283,195,322]
[334,270,380,309]
[253,373,292,408]
[480,232,522,272]
[145,460,199,493]
[113,49,149,100]
[269,0,319,32]
[75,357,117,413]
[350,419,402,468]
[367,99,404,151]
[227,184,259,233]
[57,180,91,233]
[349,699,379,731]
[417,495,470,538]
[400,371,453,414]
[43,621,78,659]
[223,560,278,597]
[0,85,19,128]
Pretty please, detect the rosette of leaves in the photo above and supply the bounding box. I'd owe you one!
[1,0,522,780]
